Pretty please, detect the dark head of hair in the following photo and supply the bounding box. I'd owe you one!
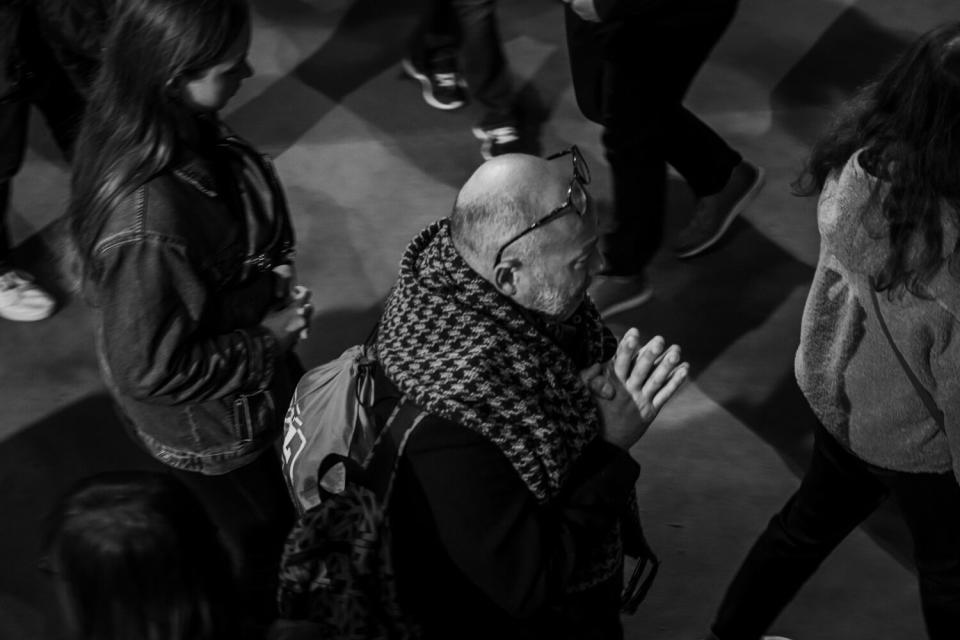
[70,0,250,280]
[44,471,238,640]
[796,21,960,295]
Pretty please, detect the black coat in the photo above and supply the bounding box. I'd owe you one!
[389,413,641,640]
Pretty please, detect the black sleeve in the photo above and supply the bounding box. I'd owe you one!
[397,416,639,618]
[594,0,653,21]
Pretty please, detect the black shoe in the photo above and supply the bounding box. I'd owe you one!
[674,161,765,259]
[402,58,467,110]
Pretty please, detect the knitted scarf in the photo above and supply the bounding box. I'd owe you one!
[378,220,622,590]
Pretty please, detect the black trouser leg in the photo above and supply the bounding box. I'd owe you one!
[172,450,295,625]
[889,465,960,638]
[565,0,742,275]
[409,0,459,71]
[452,0,512,123]
[711,427,887,640]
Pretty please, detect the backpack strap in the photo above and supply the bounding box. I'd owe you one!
[868,283,945,428]
[363,397,429,504]
[619,496,659,614]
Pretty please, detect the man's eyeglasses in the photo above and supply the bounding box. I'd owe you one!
[492,145,591,268]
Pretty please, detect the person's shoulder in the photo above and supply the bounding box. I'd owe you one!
[818,149,883,243]
[405,411,491,453]
[92,169,208,256]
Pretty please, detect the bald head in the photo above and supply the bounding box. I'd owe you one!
[450,154,568,276]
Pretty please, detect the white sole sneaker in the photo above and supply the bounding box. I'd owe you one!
[401,59,466,111]
[472,126,521,161]
[0,269,56,322]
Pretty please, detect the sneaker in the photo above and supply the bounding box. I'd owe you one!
[0,268,56,321]
[472,124,523,160]
[588,274,653,318]
[401,58,467,110]
[674,161,766,259]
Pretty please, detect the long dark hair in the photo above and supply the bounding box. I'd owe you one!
[70,0,249,279]
[795,21,960,295]
[44,471,238,640]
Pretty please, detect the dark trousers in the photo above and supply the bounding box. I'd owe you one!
[0,38,84,265]
[171,449,295,625]
[409,0,514,123]
[564,0,742,275]
[712,425,960,640]
[115,402,294,625]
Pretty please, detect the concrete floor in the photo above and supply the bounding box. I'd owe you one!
[2,0,958,638]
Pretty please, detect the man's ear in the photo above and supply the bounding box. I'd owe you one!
[493,259,520,297]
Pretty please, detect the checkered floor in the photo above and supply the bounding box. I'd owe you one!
[3,1,958,638]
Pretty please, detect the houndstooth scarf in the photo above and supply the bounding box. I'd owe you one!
[378,220,623,590]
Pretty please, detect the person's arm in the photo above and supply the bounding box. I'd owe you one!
[401,418,640,618]
[94,233,282,405]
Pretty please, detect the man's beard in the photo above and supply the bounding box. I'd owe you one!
[529,281,582,321]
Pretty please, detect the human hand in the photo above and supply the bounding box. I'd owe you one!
[272,264,296,301]
[563,0,601,22]
[260,286,312,351]
[580,362,615,400]
[595,329,689,450]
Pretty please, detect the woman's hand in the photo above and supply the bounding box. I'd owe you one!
[261,286,312,351]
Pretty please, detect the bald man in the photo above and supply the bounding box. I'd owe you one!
[377,151,689,638]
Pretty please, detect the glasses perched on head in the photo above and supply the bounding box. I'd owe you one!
[493,145,591,268]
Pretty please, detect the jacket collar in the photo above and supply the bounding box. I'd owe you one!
[169,119,229,197]
[171,154,219,198]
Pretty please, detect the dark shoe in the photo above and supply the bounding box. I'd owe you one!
[402,58,467,110]
[588,274,653,318]
[472,123,524,160]
[674,161,765,259]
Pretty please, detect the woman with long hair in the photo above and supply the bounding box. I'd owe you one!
[70,0,308,621]
[706,22,960,640]
[44,472,243,640]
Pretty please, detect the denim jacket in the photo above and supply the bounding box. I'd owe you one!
[88,132,298,475]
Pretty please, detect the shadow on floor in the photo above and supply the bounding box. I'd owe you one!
[613,184,812,371]
[770,4,909,145]
[229,0,421,156]
[296,303,385,368]
[0,394,164,640]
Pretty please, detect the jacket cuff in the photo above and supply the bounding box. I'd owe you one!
[241,326,278,392]
[565,438,641,498]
